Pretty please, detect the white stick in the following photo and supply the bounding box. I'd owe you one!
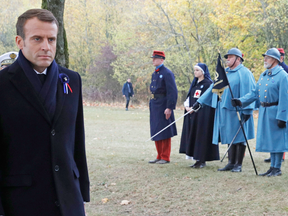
[146,108,194,142]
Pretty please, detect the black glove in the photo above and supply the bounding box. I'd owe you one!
[192,102,201,112]
[231,98,242,107]
[278,120,286,128]
[241,114,250,122]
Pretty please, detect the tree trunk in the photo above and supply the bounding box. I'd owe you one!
[42,0,69,68]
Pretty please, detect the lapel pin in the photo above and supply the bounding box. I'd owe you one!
[59,73,73,94]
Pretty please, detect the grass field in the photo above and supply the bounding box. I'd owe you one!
[84,106,288,216]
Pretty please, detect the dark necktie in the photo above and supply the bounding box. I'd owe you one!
[38,74,46,84]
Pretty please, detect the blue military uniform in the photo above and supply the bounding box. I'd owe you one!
[198,64,256,145]
[148,50,178,164]
[239,65,288,152]
[196,48,256,172]
[234,48,288,176]
[150,64,178,141]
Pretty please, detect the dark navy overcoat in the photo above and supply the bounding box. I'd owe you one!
[149,65,178,141]
[0,60,89,216]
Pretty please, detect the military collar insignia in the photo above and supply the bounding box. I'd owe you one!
[155,68,160,72]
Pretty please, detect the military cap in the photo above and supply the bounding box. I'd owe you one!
[277,48,285,56]
[262,48,281,62]
[151,50,165,59]
[0,51,18,68]
[224,48,244,62]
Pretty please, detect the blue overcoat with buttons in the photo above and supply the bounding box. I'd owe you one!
[239,65,288,152]
[149,65,178,141]
[0,59,89,216]
[197,64,256,145]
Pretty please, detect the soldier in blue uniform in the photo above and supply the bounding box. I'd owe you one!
[232,48,288,177]
[122,78,134,111]
[148,50,178,164]
[264,48,288,163]
[192,48,256,172]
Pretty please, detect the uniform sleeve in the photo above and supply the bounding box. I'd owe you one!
[276,74,288,121]
[239,83,259,109]
[239,69,256,111]
[165,72,178,109]
[197,83,213,107]
[74,73,90,202]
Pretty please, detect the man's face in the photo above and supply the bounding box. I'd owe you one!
[16,17,58,73]
[127,79,131,83]
[226,55,238,68]
[264,56,277,69]
[152,58,164,67]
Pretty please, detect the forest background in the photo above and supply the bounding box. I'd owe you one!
[1,0,288,105]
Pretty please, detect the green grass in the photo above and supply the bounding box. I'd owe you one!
[84,106,288,216]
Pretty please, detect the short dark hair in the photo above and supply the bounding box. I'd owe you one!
[16,9,59,39]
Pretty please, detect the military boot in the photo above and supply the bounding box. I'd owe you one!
[231,143,246,172]
[218,144,237,171]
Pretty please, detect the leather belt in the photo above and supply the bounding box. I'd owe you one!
[260,102,278,107]
[151,94,166,99]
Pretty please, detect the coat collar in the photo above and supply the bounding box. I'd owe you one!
[263,65,282,76]
[7,61,66,126]
[226,64,243,73]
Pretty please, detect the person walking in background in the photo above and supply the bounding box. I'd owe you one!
[179,63,219,168]
[148,50,178,164]
[232,48,288,177]
[192,48,256,173]
[122,78,134,111]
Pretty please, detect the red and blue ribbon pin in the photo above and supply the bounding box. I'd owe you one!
[59,73,73,94]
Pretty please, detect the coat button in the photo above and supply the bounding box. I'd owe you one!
[55,165,59,171]
[266,84,268,86]
[55,201,60,207]
[51,130,55,136]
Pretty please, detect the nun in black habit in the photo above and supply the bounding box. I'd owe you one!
[179,63,219,168]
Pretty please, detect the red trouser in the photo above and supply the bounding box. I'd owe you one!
[155,138,171,162]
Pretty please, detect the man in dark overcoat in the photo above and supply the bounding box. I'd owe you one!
[0,9,89,216]
[149,50,178,164]
[122,78,134,111]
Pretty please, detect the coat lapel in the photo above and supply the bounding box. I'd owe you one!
[53,69,66,125]
[8,62,51,125]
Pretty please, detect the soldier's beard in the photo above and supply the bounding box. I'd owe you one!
[264,62,272,69]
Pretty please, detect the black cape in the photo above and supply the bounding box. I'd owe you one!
[179,78,219,162]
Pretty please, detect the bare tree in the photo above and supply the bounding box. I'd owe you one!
[42,0,69,68]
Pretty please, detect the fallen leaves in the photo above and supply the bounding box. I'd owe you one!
[102,198,109,203]
[120,200,131,205]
